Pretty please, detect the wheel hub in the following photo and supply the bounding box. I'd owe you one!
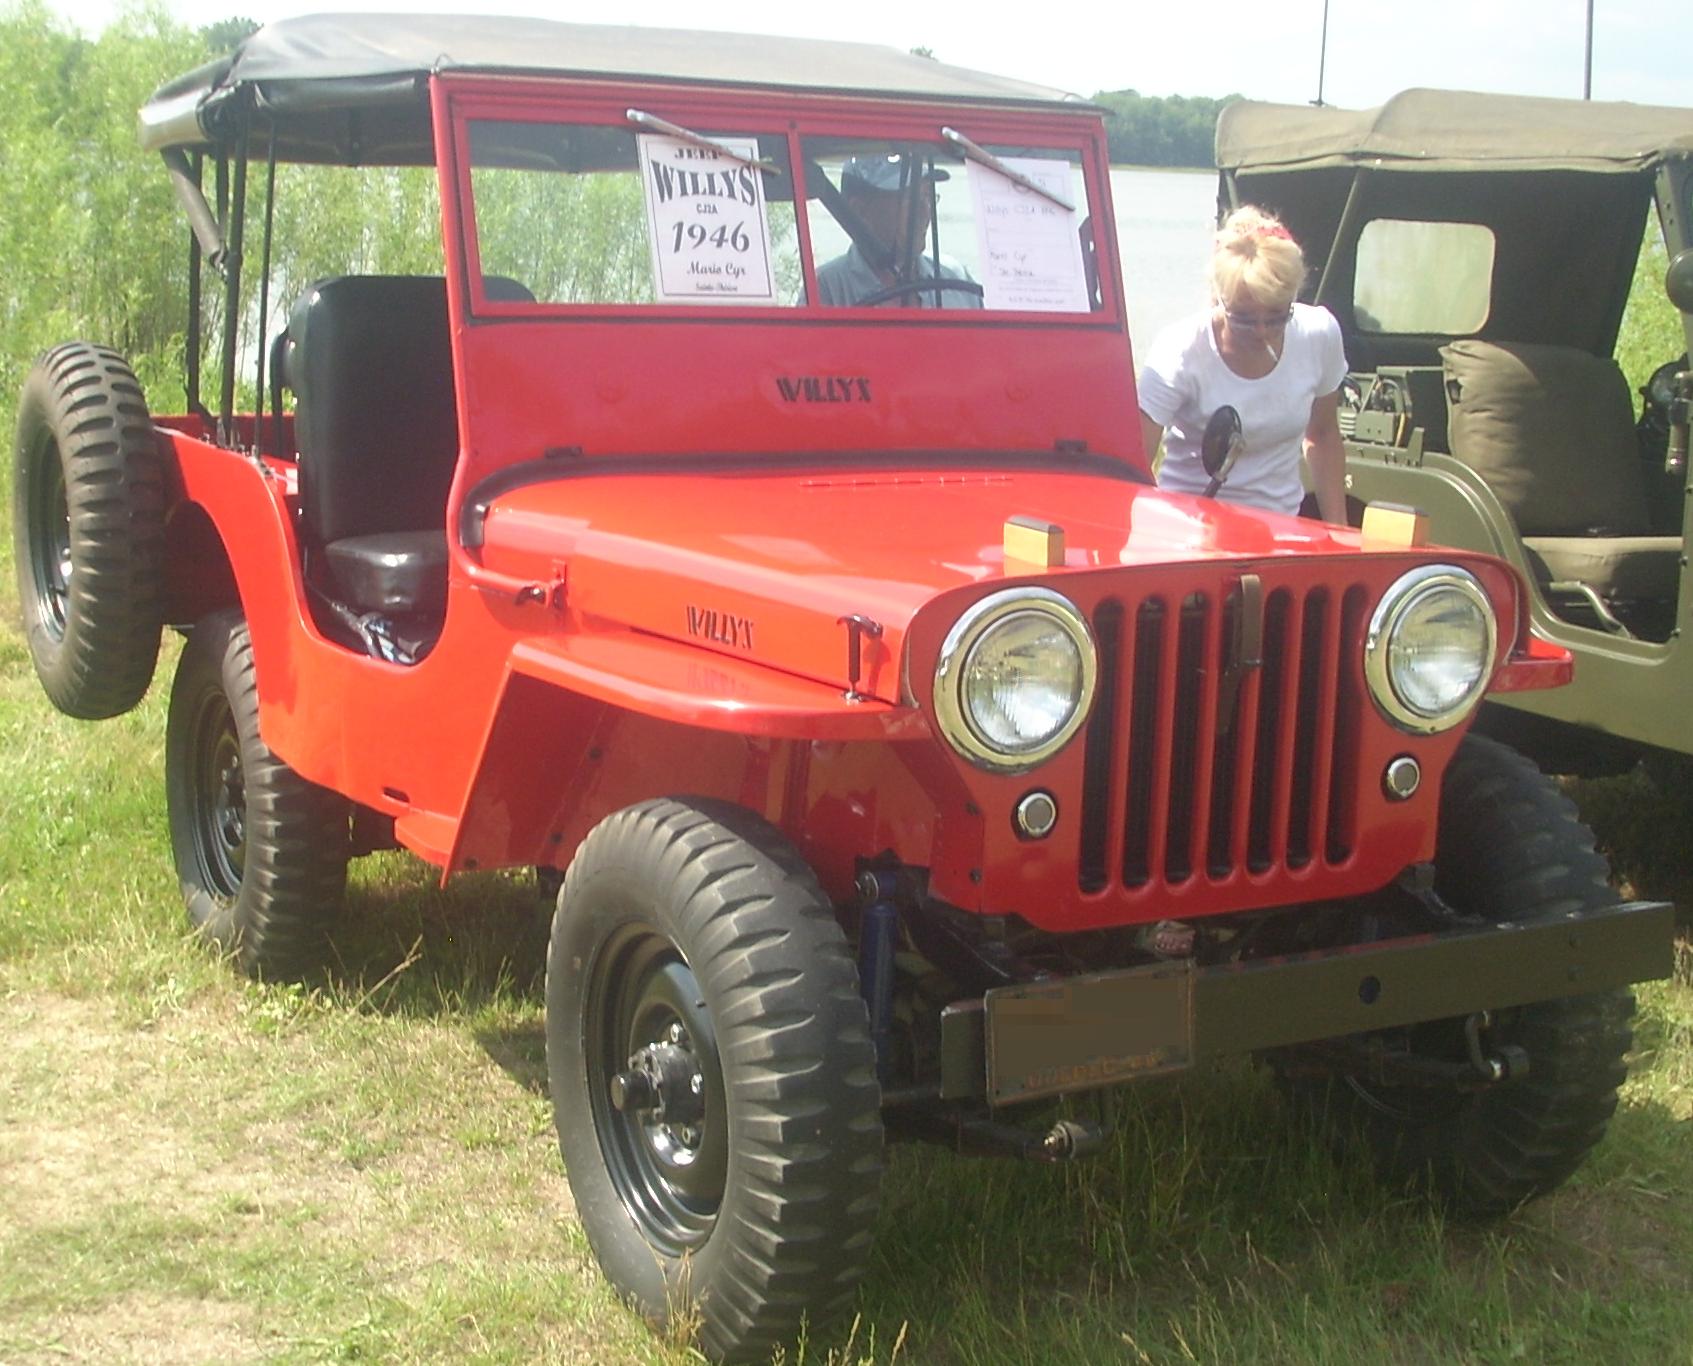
[192,700,247,900]
[214,755,246,850]
[586,936,728,1253]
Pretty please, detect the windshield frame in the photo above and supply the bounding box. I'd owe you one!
[439,75,1122,326]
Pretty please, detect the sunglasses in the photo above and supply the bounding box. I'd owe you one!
[1223,305,1294,331]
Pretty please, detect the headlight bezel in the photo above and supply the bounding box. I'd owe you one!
[1364,564,1498,734]
[933,587,1097,773]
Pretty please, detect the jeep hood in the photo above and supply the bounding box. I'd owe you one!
[475,461,1367,705]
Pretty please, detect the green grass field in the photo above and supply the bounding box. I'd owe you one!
[3,569,1692,1364]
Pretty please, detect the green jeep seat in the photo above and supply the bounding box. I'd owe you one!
[1441,338,1681,622]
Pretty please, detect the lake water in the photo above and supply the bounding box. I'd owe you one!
[1109,166,1219,356]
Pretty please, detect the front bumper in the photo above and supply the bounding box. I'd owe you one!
[938,900,1674,1105]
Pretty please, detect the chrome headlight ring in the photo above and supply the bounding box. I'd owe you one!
[932,587,1098,773]
[1364,565,1498,734]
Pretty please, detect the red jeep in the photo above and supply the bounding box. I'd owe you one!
[11,16,1673,1361]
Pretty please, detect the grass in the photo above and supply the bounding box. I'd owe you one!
[1615,224,1687,399]
[3,572,1693,1365]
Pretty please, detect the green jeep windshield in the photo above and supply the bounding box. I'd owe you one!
[464,118,1100,314]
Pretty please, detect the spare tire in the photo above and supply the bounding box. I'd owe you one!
[13,342,166,719]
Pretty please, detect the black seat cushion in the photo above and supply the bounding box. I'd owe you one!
[323,531,448,616]
[288,276,458,548]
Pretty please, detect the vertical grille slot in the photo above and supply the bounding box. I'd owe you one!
[1247,589,1293,873]
[1122,598,1167,887]
[1287,589,1331,868]
[1163,594,1212,883]
[1205,589,1242,879]
[1078,599,1124,894]
[1326,586,1370,864]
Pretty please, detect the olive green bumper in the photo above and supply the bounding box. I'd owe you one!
[939,900,1675,1105]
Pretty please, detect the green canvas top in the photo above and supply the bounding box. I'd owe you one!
[1217,88,1693,175]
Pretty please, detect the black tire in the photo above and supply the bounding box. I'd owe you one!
[12,342,165,719]
[547,798,882,1363]
[165,610,349,979]
[1284,735,1634,1215]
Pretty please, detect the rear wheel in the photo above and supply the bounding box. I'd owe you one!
[12,343,165,718]
[547,798,882,1362]
[165,611,349,979]
[1281,736,1634,1214]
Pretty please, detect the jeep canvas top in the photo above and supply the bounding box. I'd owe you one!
[1219,88,1693,777]
[10,23,1673,1361]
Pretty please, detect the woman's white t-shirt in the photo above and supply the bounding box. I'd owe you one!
[1136,303,1347,514]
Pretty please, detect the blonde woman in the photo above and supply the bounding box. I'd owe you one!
[1136,206,1348,523]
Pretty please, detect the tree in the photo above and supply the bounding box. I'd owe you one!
[1090,89,1241,168]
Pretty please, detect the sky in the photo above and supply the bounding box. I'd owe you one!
[49,0,1692,110]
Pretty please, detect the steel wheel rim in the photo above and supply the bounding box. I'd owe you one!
[27,440,72,641]
[189,691,247,902]
[586,923,728,1255]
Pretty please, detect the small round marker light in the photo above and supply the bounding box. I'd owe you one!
[1383,755,1422,801]
[1014,791,1059,839]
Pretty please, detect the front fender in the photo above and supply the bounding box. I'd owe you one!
[446,630,929,876]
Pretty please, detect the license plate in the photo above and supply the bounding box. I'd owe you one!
[984,962,1194,1105]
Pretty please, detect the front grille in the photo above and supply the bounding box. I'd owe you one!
[1079,579,1368,895]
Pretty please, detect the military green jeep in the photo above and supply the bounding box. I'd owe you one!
[1217,90,1693,776]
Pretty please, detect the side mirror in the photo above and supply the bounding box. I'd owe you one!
[1666,248,1693,313]
[1201,404,1245,497]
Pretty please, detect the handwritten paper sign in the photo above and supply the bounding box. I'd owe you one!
[638,134,777,304]
[967,157,1090,313]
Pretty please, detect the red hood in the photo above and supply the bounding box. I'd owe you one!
[475,461,1379,703]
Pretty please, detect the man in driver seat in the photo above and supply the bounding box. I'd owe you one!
[816,154,983,308]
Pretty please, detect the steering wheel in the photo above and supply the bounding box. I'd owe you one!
[851,277,986,308]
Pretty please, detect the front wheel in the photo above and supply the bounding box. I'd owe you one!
[547,798,882,1362]
[165,611,349,979]
[1282,736,1635,1215]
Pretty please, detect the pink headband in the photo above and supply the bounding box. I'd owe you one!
[1256,224,1294,242]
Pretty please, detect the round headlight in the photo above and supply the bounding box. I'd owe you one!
[1365,566,1498,733]
[934,588,1097,771]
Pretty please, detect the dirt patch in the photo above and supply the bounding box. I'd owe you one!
[1528,1185,1690,1292]
[12,1292,265,1365]
[0,987,592,1359]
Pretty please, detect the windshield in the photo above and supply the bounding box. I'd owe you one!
[462,114,1105,316]
[801,137,1096,313]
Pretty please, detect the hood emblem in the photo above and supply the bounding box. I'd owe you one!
[686,604,756,652]
[776,375,872,403]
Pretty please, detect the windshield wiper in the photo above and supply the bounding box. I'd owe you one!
[939,126,1074,212]
[625,109,783,177]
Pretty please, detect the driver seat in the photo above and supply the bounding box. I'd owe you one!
[287,275,458,618]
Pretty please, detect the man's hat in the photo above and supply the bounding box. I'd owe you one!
[840,154,948,192]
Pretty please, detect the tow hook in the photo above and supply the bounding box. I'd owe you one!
[1040,1118,1107,1161]
[1464,1011,1528,1083]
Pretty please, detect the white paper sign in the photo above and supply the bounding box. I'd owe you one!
[967,158,1090,313]
[638,134,777,304]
